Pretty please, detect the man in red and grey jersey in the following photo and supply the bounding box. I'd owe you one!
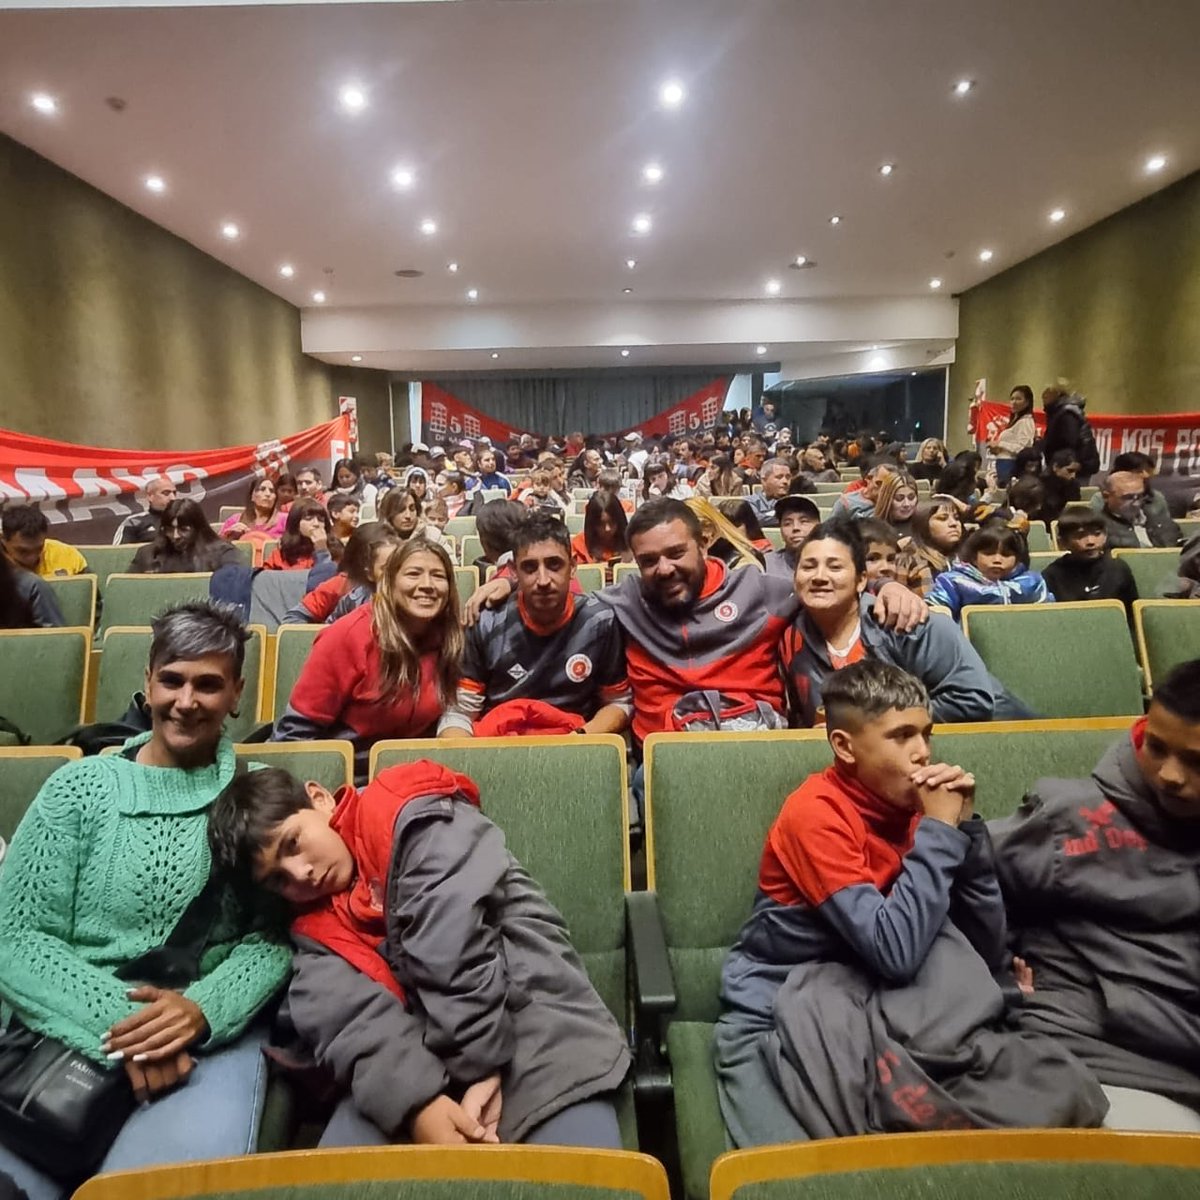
[439,513,631,737]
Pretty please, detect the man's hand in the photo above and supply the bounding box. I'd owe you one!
[103,987,209,1063]
[460,1074,503,1144]
[410,1094,488,1145]
[872,581,929,632]
[463,577,513,627]
[124,1051,194,1103]
[912,762,974,827]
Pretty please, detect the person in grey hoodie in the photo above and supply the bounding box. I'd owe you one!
[209,761,630,1149]
[990,658,1200,1131]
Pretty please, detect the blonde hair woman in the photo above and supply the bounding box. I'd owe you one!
[685,497,764,571]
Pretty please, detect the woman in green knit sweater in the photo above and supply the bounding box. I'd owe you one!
[0,601,291,1200]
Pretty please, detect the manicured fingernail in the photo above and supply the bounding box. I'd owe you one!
[132,1053,148,1063]
[106,1050,125,1061]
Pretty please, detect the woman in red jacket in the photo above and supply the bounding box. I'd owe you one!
[263,500,337,570]
[270,538,463,781]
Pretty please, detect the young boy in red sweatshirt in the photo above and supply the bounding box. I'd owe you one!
[208,760,629,1149]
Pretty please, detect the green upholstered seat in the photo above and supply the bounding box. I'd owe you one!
[1025,523,1052,551]
[962,601,1143,719]
[812,482,846,493]
[44,573,97,629]
[565,513,585,534]
[764,528,784,550]
[1133,599,1200,692]
[1028,550,1061,574]
[0,627,90,744]
[445,516,477,543]
[97,625,267,741]
[99,573,213,634]
[455,564,481,603]
[1178,518,1200,543]
[575,563,607,593]
[1112,548,1183,599]
[77,545,138,602]
[0,747,81,841]
[233,741,355,794]
[271,624,322,719]
[461,534,484,566]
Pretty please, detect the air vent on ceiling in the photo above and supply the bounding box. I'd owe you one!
[394,268,424,279]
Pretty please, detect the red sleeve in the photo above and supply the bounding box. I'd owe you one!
[288,619,364,724]
[303,575,348,621]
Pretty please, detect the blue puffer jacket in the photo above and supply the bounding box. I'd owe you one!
[926,561,1053,622]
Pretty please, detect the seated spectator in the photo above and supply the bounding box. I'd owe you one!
[871,471,919,538]
[466,498,522,577]
[294,468,326,503]
[595,467,635,514]
[831,460,895,521]
[1006,475,1047,528]
[780,523,1017,726]
[642,459,691,502]
[1094,462,1183,548]
[521,467,569,515]
[327,494,361,543]
[745,459,794,528]
[282,522,401,625]
[471,448,512,497]
[263,500,337,571]
[764,495,820,581]
[0,548,64,628]
[452,443,477,476]
[685,498,764,571]
[572,491,630,580]
[331,458,377,519]
[856,518,901,584]
[113,476,177,545]
[1042,505,1138,616]
[1039,449,1082,523]
[695,454,746,499]
[0,602,291,1198]
[377,487,450,551]
[438,471,471,519]
[910,438,948,482]
[1161,533,1200,599]
[439,514,631,738]
[990,659,1200,1130]
[795,444,840,485]
[714,660,1105,1147]
[0,504,87,578]
[401,467,430,509]
[271,538,461,782]
[897,500,966,597]
[130,498,241,575]
[718,499,774,556]
[274,473,299,509]
[207,762,630,1149]
[926,523,1052,621]
[568,447,605,491]
[219,477,285,549]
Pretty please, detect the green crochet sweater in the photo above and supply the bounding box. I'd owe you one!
[0,735,290,1062]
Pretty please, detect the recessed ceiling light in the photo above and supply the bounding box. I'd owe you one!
[390,166,415,190]
[626,258,637,270]
[623,287,633,294]
[765,278,782,296]
[794,255,807,267]
[311,290,326,303]
[447,262,459,273]
[911,371,918,376]
[620,349,631,358]
[1145,154,1167,174]
[869,355,887,370]
[829,214,841,226]
[631,213,652,235]
[1049,208,1066,223]
[490,352,500,359]
[953,79,974,96]
[642,162,664,185]
[144,175,166,194]
[29,93,58,115]
[979,248,994,262]
[466,288,479,301]
[879,163,895,177]
[221,222,240,240]
[279,264,295,278]
[419,218,438,236]
[755,345,767,356]
[339,84,367,113]
[658,79,685,109]
[929,277,943,289]
[351,355,363,363]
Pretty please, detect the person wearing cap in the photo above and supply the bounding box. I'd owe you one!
[623,432,649,477]
[452,442,477,475]
[765,495,821,581]
[429,446,449,472]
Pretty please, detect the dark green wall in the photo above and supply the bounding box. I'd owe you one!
[949,171,1200,446]
[0,135,391,452]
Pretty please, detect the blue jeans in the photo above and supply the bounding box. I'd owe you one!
[0,1026,269,1200]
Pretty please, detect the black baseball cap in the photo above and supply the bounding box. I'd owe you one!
[775,495,820,523]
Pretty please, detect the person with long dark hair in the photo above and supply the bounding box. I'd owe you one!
[572,491,630,580]
[988,386,1038,484]
[0,550,64,628]
[331,458,377,517]
[130,499,241,574]
[282,522,403,625]
[263,500,336,571]
[219,477,284,549]
[897,500,966,597]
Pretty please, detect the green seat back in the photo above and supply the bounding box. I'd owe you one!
[931,720,1133,820]
[78,545,138,601]
[1025,523,1052,552]
[461,535,484,565]
[234,741,355,794]
[370,737,629,1025]
[764,528,784,550]
[44,574,97,629]
[232,540,255,567]
[1178,518,1200,543]
[812,482,846,493]
[98,627,266,741]
[1113,548,1182,599]
[813,495,839,510]
[445,516,477,543]
[478,488,508,504]
[645,732,833,1023]
[272,625,322,719]
[962,602,1143,718]
[0,628,90,744]
[0,749,81,841]
[565,513,585,535]
[99,573,213,634]
[573,488,595,502]
[575,564,606,594]
[454,565,480,603]
[1134,600,1200,692]
[1029,550,1061,574]
[219,506,242,522]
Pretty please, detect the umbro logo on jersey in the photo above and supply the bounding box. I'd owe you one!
[508,663,529,682]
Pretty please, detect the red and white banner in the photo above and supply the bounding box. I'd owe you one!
[0,415,354,544]
[420,378,732,447]
[972,402,1200,476]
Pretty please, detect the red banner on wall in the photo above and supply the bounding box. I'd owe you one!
[0,415,354,544]
[420,379,732,447]
[973,401,1200,476]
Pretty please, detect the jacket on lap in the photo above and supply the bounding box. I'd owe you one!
[286,762,630,1141]
[989,723,1200,1109]
[925,561,1052,621]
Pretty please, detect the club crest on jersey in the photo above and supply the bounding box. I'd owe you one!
[566,653,593,682]
[714,601,739,623]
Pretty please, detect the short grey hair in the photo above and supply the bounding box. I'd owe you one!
[148,600,249,677]
[822,660,930,732]
[761,458,793,477]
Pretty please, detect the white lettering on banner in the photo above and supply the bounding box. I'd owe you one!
[1094,426,1113,472]
[66,470,129,523]
[668,409,686,436]
[14,469,68,502]
[255,440,290,478]
[330,440,350,472]
[428,403,448,440]
[1173,430,1200,473]
[1118,427,1166,467]
[463,413,481,438]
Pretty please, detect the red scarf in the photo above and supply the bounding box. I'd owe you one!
[292,761,480,998]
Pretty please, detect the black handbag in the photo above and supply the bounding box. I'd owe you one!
[0,870,226,1182]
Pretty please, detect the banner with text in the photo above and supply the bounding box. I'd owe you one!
[0,415,354,544]
[972,402,1200,476]
[420,378,732,448]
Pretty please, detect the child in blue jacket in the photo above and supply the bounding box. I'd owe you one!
[926,523,1052,622]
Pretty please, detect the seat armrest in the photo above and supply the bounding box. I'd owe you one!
[626,890,677,1014]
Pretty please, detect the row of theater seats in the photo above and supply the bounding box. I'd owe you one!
[3,596,1197,753]
[7,727,1195,1200]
